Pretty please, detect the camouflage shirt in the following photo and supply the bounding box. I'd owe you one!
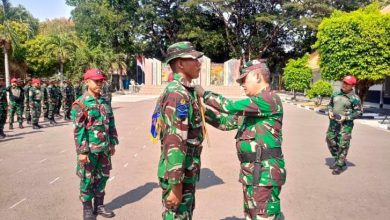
[29,87,42,108]
[23,85,31,104]
[203,87,286,186]
[0,86,7,109]
[6,85,24,103]
[155,73,204,185]
[71,92,119,155]
[328,89,362,121]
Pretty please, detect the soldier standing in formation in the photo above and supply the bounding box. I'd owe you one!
[55,80,63,116]
[326,75,362,175]
[71,68,118,220]
[7,78,24,129]
[47,80,58,125]
[41,79,49,121]
[195,60,286,220]
[29,78,43,129]
[23,78,32,124]
[101,80,112,106]
[74,80,83,100]
[0,77,7,139]
[152,42,205,220]
[62,80,74,120]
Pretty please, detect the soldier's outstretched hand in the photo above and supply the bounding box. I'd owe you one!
[78,154,89,164]
[328,111,334,119]
[193,85,205,97]
[165,183,183,209]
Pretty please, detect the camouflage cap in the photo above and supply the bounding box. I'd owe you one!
[165,41,203,64]
[236,59,269,83]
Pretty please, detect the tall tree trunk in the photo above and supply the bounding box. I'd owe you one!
[3,47,10,87]
[356,79,375,105]
[60,62,64,85]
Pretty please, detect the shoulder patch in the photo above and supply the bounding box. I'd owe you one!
[176,99,189,119]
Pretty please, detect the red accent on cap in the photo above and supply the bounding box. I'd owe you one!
[32,78,41,84]
[84,68,106,80]
[11,78,17,83]
[343,75,357,85]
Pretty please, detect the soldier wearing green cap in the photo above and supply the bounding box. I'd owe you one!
[151,41,205,220]
[194,59,286,220]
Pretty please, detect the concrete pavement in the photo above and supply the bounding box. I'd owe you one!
[0,94,389,220]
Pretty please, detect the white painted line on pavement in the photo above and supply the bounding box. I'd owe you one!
[49,177,60,184]
[59,150,67,154]
[9,198,27,209]
[109,176,115,182]
[134,153,138,157]
[124,163,128,168]
[39,158,47,163]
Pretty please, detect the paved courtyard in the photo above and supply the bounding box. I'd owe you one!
[0,94,389,220]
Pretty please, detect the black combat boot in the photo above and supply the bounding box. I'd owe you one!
[94,197,115,218]
[36,123,43,129]
[50,118,57,125]
[19,123,24,129]
[0,129,6,139]
[332,166,346,175]
[32,123,40,129]
[83,201,96,220]
[9,124,13,130]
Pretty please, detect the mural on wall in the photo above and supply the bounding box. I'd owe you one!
[162,64,172,85]
[210,63,224,86]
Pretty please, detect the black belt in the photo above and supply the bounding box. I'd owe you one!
[186,146,203,157]
[237,148,283,163]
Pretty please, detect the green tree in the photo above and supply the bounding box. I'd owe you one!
[314,3,390,102]
[307,80,334,106]
[44,33,78,82]
[24,34,57,76]
[283,54,312,100]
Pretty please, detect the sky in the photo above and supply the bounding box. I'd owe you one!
[10,0,73,21]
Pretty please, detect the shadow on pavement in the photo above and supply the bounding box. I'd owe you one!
[325,157,356,168]
[5,130,43,137]
[106,182,158,210]
[220,216,244,220]
[197,168,224,190]
[0,136,23,142]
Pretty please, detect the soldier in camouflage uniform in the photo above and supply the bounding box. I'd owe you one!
[47,80,58,125]
[0,77,7,139]
[151,42,205,220]
[54,80,62,116]
[74,80,84,100]
[71,68,118,220]
[62,80,75,120]
[29,78,43,129]
[7,78,24,129]
[23,78,32,124]
[195,60,286,220]
[326,75,362,175]
[101,80,112,106]
[41,79,49,121]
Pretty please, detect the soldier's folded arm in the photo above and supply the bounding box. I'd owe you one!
[203,91,274,117]
[346,98,363,120]
[71,105,89,154]
[162,91,189,185]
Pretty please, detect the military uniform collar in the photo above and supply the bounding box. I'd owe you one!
[173,73,192,88]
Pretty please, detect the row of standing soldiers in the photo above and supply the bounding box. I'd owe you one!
[0,77,95,137]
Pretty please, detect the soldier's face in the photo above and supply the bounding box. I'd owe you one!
[87,79,103,94]
[0,80,4,86]
[240,71,262,97]
[181,58,201,80]
[11,82,17,87]
[341,82,353,93]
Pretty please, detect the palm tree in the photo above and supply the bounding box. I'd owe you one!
[1,0,13,87]
[44,33,77,83]
[108,52,127,91]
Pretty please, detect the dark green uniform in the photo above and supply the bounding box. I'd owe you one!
[7,85,24,127]
[23,84,32,123]
[0,83,7,137]
[29,86,42,124]
[47,84,57,122]
[41,83,49,119]
[326,89,362,169]
[62,83,75,120]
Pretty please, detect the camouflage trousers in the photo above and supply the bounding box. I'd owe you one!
[76,151,112,202]
[63,100,73,119]
[0,107,6,130]
[42,101,49,118]
[55,99,62,115]
[48,101,56,120]
[243,185,283,220]
[9,102,23,124]
[160,178,196,220]
[24,102,31,122]
[326,120,354,168]
[30,103,41,124]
